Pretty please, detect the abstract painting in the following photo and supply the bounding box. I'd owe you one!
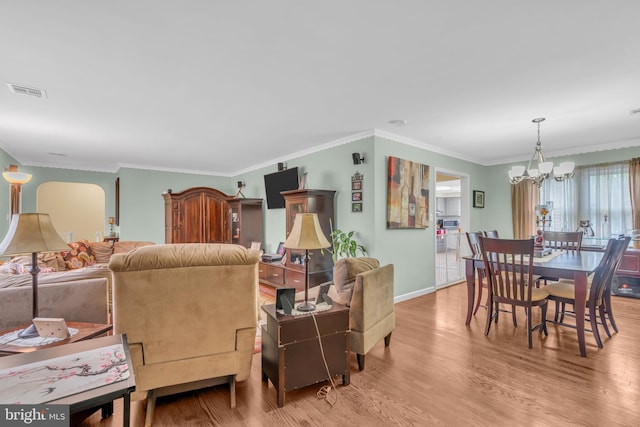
[387,156,429,229]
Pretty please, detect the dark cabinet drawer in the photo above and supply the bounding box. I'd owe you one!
[267,264,285,285]
[258,262,268,280]
[286,269,305,291]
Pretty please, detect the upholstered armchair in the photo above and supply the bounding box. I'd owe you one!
[302,257,395,371]
[109,243,260,427]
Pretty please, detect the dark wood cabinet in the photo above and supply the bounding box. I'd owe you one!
[259,189,335,291]
[164,187,264,246]
[228,198,264,248]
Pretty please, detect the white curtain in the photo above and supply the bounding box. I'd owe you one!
[540,162,632,237]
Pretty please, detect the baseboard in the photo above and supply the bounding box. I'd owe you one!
[394,286,435,304]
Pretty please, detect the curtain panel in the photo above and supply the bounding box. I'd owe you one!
[511,181,539,239]
[541,161,632,237]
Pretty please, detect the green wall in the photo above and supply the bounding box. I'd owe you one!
[1,141,636,300]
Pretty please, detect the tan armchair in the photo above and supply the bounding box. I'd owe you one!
[301,257,395,371]
[109,243,260,426]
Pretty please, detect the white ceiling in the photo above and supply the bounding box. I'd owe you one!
[1,1,639,175]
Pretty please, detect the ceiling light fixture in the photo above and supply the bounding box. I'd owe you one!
[508,118,575,188]
[388,119,407,126]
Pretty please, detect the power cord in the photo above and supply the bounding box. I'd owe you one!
[310,312,339,407]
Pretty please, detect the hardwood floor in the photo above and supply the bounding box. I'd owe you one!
[80,282,640,426]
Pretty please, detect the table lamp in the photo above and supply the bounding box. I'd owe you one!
[0,213,70,338]
[283,213,331,312]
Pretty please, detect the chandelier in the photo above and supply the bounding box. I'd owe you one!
[508,118,575,187]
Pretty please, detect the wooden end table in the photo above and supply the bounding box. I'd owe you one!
[261,303,350,407]
[0,321,112,356]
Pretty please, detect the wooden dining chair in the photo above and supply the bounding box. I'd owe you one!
[466,231,488,315]
[600,236,629,337]
[539,231,584,286]
[542,231,583,252]
[484,230,499,238]
[478,236,549,348]
[543,236,628,348]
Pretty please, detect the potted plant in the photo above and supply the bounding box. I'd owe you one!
[329,229,367,262]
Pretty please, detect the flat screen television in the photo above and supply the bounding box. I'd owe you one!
[264,167,299,209]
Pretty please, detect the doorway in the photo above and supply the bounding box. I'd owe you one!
[434,169,470,288]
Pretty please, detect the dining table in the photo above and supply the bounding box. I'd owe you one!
[464,250,604,357]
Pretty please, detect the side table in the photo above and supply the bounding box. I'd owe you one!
[0,334,135,427]
[0,321,112,356]
[261,303,350,407]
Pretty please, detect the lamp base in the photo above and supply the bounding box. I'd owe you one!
[17,323,39,339]
[296,301,316,312]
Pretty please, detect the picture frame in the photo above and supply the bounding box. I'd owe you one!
[352,180,362,191]
[250,241,261,250]
[352,202,363,212]
[352,191,362,202]
[473,190,485,208]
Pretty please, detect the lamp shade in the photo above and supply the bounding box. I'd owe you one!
[2,171,32,184]
[284,213,331,250]
[0,213,69,256]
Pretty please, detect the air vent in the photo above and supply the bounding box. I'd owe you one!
[6,83,47,99]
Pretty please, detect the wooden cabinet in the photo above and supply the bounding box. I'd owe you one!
[258,189,335,291]
[164,187,264,246]
[228,198,264,248]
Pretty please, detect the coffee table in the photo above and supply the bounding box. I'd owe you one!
[0,321,112,356]
[0,334,135,426]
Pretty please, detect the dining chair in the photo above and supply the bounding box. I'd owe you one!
[484,230,499,238]
[466,231,488,315]
[539,231,584,286]
[600,236,629,337]
[478,236,549,348]
[543,236,628,348]
[542,231,583,252]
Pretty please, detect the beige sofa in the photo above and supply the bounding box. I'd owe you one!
[109,243,260,427]
[0,240,154,330]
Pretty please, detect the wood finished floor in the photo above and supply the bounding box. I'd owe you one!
[80,282,640,426]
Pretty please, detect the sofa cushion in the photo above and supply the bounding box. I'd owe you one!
[113,241,155,254]
[333,257,379,306]
[89,241,114,264]
[61,240,96,270]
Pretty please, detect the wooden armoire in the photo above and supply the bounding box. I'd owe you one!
[163,187,263,245]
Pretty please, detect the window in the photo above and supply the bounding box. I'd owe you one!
[540,162,632,237]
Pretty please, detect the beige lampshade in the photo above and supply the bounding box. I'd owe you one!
[284,213,331,250]
[0,213,70,256]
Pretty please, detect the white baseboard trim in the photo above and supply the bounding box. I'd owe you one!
[394,286,435,304]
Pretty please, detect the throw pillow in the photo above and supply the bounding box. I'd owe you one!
[333,257,379,306]
[88,241,114,264]
[61,240,96,270]
[10,253,61,272]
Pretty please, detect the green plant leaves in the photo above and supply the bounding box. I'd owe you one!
[329,229,366,261]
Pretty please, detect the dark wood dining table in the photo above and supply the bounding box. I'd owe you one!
[464,250,604,357]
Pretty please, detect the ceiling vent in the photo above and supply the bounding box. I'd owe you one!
[6,83,47,99]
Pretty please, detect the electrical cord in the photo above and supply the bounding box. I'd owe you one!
[311,312,339,406]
